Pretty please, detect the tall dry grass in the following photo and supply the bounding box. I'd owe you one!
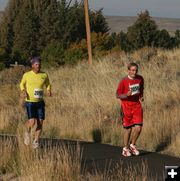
[0,139,15,175]
[0,139,152,181]
[0,48,179,157]
[16,142,82,180]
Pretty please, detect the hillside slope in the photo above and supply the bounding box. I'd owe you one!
[106,16,180,35]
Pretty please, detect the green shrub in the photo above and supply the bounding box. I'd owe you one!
[41,42,65,67]
[0,62,5,71]
[64,48,84,65]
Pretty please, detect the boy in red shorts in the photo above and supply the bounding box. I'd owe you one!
[116,62,144,157]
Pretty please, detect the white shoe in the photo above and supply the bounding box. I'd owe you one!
[24,132,30,146]
[122,147,132,157]
[32,140,39,149]
[130,144,140,156]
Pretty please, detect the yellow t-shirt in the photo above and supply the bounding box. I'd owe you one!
[20,70,51,102]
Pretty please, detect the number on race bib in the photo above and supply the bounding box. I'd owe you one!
[34,89,43,99]
[129,84,140,95]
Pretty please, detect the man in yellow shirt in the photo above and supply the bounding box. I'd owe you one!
[20,57,51,148]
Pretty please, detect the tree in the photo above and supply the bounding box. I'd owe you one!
[0,0,22,54]
[13,3,40,60]
[0,48,9,70]
[126,10,158,50]
[63,2,86,44]
[39,0,61,49]
[0,0,110,66]
[174,30,180,48]
[117,31,132,52]
[41,42,65,67]
[154,29,171,49]
[90,9,109,34]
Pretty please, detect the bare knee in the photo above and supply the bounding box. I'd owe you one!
[36,119,43,130]
[27,119,36,127]
[124,127,132,133]
[135,125,142,133]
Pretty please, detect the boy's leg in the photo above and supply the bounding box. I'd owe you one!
[122,127,133,157]
[131,125,142,145]
[131,102,143,145]
[129,102,143,155]
[130,125,142,156]
[124,127,132,148]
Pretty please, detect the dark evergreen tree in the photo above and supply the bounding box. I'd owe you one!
[0,47,10,69]
[174,30,180,48]
[13,2,39,61]
[127,10,158,50]
[0,0,110,66]
[118,31,132,52]
[154,29,171,49]
[63,2,86,44]
[39,0,61,49]
[90,9,109,34]
[0,0,22,54]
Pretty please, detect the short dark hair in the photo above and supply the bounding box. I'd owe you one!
[128,62,138,70]
[30,57,41,65]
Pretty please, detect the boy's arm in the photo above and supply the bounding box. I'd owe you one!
[139,77,144,101]
[116,80,131,99]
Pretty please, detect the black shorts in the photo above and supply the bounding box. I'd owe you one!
[25,101,45,120]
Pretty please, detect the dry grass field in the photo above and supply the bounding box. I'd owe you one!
[0,47,179,180]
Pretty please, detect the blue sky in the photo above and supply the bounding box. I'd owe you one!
[0,0,180,18]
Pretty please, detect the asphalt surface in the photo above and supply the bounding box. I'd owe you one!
[1,134,180,180]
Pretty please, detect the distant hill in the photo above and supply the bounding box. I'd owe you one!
[106,16,180,35]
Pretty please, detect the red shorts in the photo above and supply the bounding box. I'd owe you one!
[121,101,143,128]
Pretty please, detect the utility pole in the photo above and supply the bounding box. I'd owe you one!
[84,0,92,65]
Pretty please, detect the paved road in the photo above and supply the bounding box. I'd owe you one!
[1,135,180,180]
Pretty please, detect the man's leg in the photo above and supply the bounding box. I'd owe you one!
[34,119,43,142]
[24,102,36,145]
[26,119,36,129]
[31,119,43,148]
[32,101,45,148]
[24,119,36,145]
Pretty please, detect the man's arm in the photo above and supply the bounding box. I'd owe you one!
[45,74,52,97]
[20,74,27,99]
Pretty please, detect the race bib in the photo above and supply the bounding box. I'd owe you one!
[129,84,140,95]
[34,89,43,99]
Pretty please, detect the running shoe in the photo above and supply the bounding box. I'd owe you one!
[122,147,132,157]
[32,140,39,149]
[130,144,140,156]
